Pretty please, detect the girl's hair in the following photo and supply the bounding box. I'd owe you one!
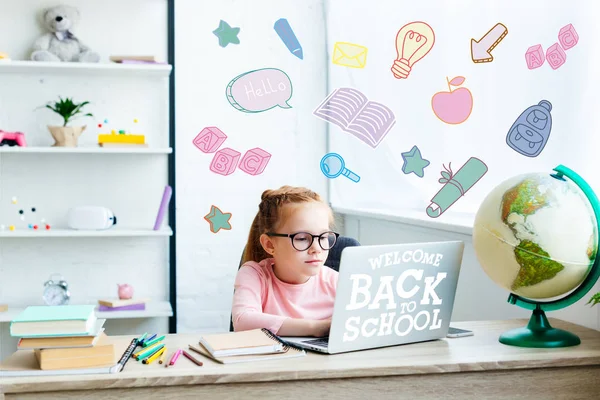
[242,185,334,264]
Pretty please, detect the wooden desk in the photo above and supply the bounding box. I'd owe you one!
[1,319,599,400]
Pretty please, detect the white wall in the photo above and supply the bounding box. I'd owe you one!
[325,0,600,222]
[174,0,328,333]
[343,214,600,330]
[0,0,170,359]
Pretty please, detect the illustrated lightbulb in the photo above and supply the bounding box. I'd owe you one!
[391,22,435,79]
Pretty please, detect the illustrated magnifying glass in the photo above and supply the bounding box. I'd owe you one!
[320,153,360,183]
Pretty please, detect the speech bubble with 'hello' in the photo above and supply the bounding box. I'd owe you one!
[226,68,293,113]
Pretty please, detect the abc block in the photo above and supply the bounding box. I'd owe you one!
[210,148,241,175]
[525,44,545,69]
[558,24,579,50]
[239,147,271,175]
[546,43,566,70]
[193,127,227,153]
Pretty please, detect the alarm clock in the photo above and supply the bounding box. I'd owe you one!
[43,274,71,306]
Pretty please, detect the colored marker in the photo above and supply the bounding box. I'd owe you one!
[143,346,165,364]
[137,332,148,345]
[159,346,168,364]
[139,344,164,362]
[142,333,157,346]
[143,335,165,348]
[134,342,162,360]
[167,349,182,367]
[274,18,303,60]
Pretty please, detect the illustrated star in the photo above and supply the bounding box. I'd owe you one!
[401,145,430,178]
[212,20,240,48]
[204,205,232,233]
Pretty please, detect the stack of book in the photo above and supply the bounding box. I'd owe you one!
[109,55,166,65]
[189,328,306,364]
[9,305,113,371]
[97,297,148,312]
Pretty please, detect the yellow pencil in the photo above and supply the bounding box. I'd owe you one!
[158,346,168,364]
[143,347,165,365]
[133,342,161,359]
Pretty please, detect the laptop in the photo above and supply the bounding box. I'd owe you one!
[279,240,465,354]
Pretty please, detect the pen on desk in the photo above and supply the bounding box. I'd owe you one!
[135,342,163,360]
[143,335,165,348]
[141,333,157,346]
[143,346,165,365]
[134,341,160,358]
[141,344,165,364]
[167,349,182,367]
[158,346,168,364]
[137,332,148,346]
[116,338,138,372]
[182,350,203,367]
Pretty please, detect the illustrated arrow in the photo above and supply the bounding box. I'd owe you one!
[471,23,508,63]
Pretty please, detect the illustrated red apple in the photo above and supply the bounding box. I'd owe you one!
[431,76,473,124]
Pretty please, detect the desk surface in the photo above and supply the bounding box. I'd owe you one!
[1,318,600,396]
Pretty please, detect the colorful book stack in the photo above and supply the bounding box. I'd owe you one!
[97,298,148,312]
[9,305,113,371]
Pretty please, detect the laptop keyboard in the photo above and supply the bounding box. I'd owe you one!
[303,337,329,347]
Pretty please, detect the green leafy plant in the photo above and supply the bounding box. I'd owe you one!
[588,292,600,307]
[43,96,93,127]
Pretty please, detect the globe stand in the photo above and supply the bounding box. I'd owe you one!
[488,165,600,348]
[499,305,580,348]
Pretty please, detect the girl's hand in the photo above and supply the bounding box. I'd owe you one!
[311,318,332,337]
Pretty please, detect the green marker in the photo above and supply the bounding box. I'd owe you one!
[137,332,148,343]
[143,335,165,348]
[136,343,164,360]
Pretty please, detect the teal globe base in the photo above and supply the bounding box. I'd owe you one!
[499,308,580,348]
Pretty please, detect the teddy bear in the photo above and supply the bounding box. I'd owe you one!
[30,5,100,63]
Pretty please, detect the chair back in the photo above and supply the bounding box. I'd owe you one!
[229,236,360,331]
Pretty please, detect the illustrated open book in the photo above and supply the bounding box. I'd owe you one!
[313,87,396,148]
[194,328,305,363]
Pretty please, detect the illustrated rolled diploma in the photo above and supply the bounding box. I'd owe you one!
[426,157,488,218]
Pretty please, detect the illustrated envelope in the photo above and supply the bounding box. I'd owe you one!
[332,42,368,69]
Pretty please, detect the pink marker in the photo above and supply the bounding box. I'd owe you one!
[167,349,182,367]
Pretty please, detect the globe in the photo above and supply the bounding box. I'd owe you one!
[472,165,600,348]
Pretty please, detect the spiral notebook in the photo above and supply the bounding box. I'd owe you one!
[194,328,305,364]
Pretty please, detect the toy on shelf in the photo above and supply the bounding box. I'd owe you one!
[0,304,8,312]
[30,5,100,63]
[118,283,134,300]
[40,96,94,147]
[0,197,51,231]
[0,130,27,147]
[0,52,9,60]
[97,118,147,148]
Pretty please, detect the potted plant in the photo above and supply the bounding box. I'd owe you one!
[42,96,93,147]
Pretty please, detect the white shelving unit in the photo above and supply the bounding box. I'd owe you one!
[0,60,174,327]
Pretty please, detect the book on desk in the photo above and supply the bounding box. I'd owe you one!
[1,305,123,376]
[193,328,306,364]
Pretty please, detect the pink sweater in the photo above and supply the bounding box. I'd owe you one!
[231,258,339,334]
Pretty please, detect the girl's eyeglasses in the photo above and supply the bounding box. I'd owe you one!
[266,231,339,251]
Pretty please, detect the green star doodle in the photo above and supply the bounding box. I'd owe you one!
[212,20,240,48]
[204,205,232,233]
[401,145,430,178]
